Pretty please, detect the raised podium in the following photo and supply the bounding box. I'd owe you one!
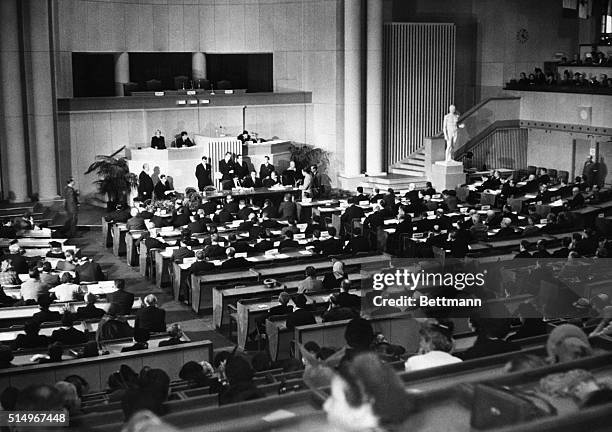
[126,136,292,192]
[431,160,466,191]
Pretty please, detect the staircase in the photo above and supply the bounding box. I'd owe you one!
[361,148,428,192]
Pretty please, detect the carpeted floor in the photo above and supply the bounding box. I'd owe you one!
[68,221,234,349]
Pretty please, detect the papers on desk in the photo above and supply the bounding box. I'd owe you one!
[384,219,398,225]
[235,252,248,258]
[359,200,370,206]
[276,254,290,259]
[298,239,309,245]
[551,199,564,207]
[385,228,396,234]
[297,223,307,232]
[273,241,281,247]
[524,194,537,199]
[299,250,312,255]
[246,257,260,262]
[446,212,460,217]
[183,257,197,265]
[265,249,279,255]
[211,260,223,266]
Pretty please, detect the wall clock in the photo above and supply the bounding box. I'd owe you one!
[516,28,529,44]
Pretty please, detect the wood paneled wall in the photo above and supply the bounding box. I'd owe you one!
[59,103,311,196]
[384,23,456,167]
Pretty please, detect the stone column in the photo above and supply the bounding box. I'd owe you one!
[114,52,130,96]
[23,0,58,200]
[192,52,206,79]
[343,0,363,177]
[0,0,28,202]
[366,0,384,175]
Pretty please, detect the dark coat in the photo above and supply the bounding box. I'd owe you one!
[51,327,88,346]
[138,171,154,201]
[285,308,316,330]
[135,306,166,333]
[106,290,135,315]
[76,304,105,319]
[195,163,213,190]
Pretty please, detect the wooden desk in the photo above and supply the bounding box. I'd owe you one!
[125,230,145,267]
[0,238,67,249]
[190,269,260,313]
[100,217,112,247]
[111,223,127,256]
[0,340,212,393]
[212,272,364,329]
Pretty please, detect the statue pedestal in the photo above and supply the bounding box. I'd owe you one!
[431,160,466,191]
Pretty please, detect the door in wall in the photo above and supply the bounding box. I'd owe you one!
[596,140,612,187]
[572,138,592,181]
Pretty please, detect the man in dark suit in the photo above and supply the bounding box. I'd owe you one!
[126,208,146,231]
[336,279,361,311]
[267,292,294,317]
[64,178,79,238]
[278,231,299,251]
[219,152,235,189]
[285,294,316,330]
[135,294,166,333]
[105,203,131,223]
[237,130,251,143]
[31,295,61,324]
[172,206,191,228]
[568,187,585,209]
[190,250,215,274]
[76,293,106,319]
[138,164,154,202]
[259,156,274,180]
[235,155,250,180]
[5,243,28,274]
[314,227,343,255]
[200,198,218,216]
[187,213,207,234]
[175,131,194,148]
[343,235,370,254]
[242,171,262,188]
[552,237,571,258]
[278,194,297,220]
[75,257,105,283]
[340,197,365,235]
[195,156,212,192]
[514,240,532,259]
[354,186,368,203]
[154,175,172,200]
[253,232,274,253]
[51,312,87,346]
[223,195,239,214]
[221,247,250,270]
[237,200,254,220]
[106,279,134,315]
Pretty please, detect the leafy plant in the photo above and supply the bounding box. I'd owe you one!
[289,144,329,173]
[84,156,138,205]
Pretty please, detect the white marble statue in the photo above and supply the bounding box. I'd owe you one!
[443,104,464,162]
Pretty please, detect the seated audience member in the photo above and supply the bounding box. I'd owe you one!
[508,302,547,341]
[344,234,370,254]
[96,303,134,342]
[546,324,593,364]
[218,356,265,405]
[56,249,78,271]
[336,279,361,311]
[503,353,547,373]
[135,294,166,333]
[20,269,49,302]
[469,214,488,241]
[521,216,540,237]
[221,247,250,270]
[158,323,185,347]
[299,266,324,294]
[75,257,105,283]
[552,237,572,258]
[324,353,414,432]
[75,340,99,359]
[405,320,462,371]
[0,345,14,369]
[32,294,62,324]
[122,369,170,419]
[54,381,82,416]
[323,261,348,290]
[514,240,532,258]
[282,160,300,186]
[262,170,279,188]
[126,208,147,231]
[459,318,520,360]
[322,293,359,323]
[5,243,28,274]
[39,262,60,287]
[187,212,207,234]
[175,131,194,148]
[153,175,172,200]
[204,234,227,259]
[315,227,343,255]
[0,285,16,307]
[495,217,515,238]
[49,272,81,302]
[121,328,150,352]
[242,171,262,188]
[76,293,105,319]
[532,239,551,258]
[341,197,366,235]
[286,294,316,330]
[46,241,66,259]
[12,320,50,350]
[278,231,299,251]
[172,206,191,228]
[267,291,294,317]
[189,249,215,274]
[179,361,222,393]
[51,312,87,346]
[105,203,131,223]
[568,186,585,209]
[237,200,254,220]
[0,258,21,286]
[106,279,134,315]
[260,199,278,219]
[32,342,64,364]
[342,318,375,363]
[228,233,252,254]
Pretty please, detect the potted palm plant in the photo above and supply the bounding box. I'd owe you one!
[85,155,138,211]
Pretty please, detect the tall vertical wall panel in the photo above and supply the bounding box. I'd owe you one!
[384,23,455,167]
[470,128,527,171]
